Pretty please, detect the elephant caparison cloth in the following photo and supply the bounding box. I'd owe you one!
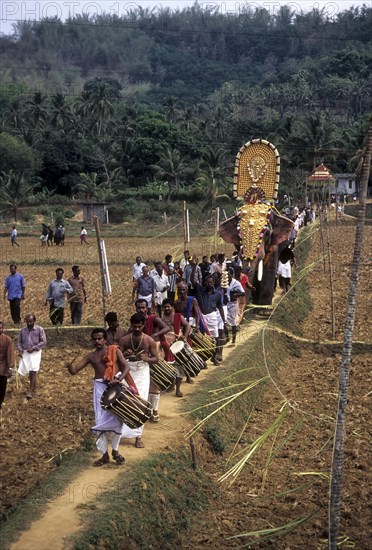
[219,210,294,306]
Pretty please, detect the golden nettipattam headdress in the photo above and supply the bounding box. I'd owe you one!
[234,139,280,260]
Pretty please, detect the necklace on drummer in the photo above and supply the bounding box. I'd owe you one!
[131,333,143,353]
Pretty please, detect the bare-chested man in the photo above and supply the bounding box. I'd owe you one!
[119,313,159,445]
[131,299,169,422]
[105,311,127,345]
[65,328,129,466]
[135,299,169,342]
[162,299,191,397]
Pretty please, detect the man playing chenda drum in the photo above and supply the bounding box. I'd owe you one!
[161,299,192,398]
[119,313,159,447]
[65,328,130,467]
[131,299,169,422]
[174,281,211,369]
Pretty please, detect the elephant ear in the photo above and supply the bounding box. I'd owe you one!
[269,212,294,246]
[219,215,240,248]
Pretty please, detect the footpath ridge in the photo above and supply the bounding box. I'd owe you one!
[10,321,262,550]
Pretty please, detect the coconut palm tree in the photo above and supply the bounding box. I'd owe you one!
[0,171,38,221]
[163,96,179,124]
[197,146,230,209]
[149,146,189,200]
[25,92,48,130]
[74,172,109,201]
[289,112,338,170]
[50,93,75,130]
[2,99,25,132]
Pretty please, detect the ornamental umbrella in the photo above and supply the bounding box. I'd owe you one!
[307,163,336,204]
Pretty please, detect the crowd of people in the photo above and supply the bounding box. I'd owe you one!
[1,231,302,465]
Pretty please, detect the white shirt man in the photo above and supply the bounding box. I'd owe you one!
[151,266,169,314]
[132,257,146,280]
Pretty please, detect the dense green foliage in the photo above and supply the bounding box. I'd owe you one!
[0,5,371,220]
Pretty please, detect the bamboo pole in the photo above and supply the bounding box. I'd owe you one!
[326,227,336,339]
[183,201,187,249]
[318,212,326,273]
[186,209,190,243]
[189,437,198,469]
[94,216,108,324]
[328,115,372,549]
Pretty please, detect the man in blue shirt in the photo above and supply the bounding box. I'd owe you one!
[191,271,226,366]
[45,268,73,325]
[3,264,26,325]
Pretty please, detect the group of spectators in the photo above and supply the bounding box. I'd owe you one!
[39,225,89,246]
[0,264,87,403]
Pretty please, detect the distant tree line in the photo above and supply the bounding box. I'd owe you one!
[0,4,371,220]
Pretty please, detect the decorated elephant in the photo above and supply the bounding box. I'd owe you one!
[220,211,293,306]
[219,139,294,309]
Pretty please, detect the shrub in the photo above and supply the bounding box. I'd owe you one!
[64,209,75,219]
[204,425,226,454]
[21,210,34,222]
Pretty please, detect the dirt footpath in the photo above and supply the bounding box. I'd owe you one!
[10,323,260,550]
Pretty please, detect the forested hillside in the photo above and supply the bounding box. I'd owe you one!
[0,4,371,221]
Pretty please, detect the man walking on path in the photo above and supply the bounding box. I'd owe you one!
[65,328,130,466]
[45,268,73,325]
[17,314,46,399]
[120,313,158,446]
[4,264,26,325]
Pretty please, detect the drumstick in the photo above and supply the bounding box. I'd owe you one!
[70,350,80,365]
[65,350,80,369]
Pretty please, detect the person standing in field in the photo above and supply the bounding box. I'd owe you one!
[166,265,180,303]
[47,226,54,247]
[151,262,169,316]
[11,226,20,247]
[0,321,15,409]
[45,268,73,325]
[67,265,86,325]
[131,256,146,303]
[60,225,66,246]
[179,250,190,272]
[80,226,89,245]
[4,263,26,325]
[225,268,245,345]
[17,314,46,399]
[136,266,155,314]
